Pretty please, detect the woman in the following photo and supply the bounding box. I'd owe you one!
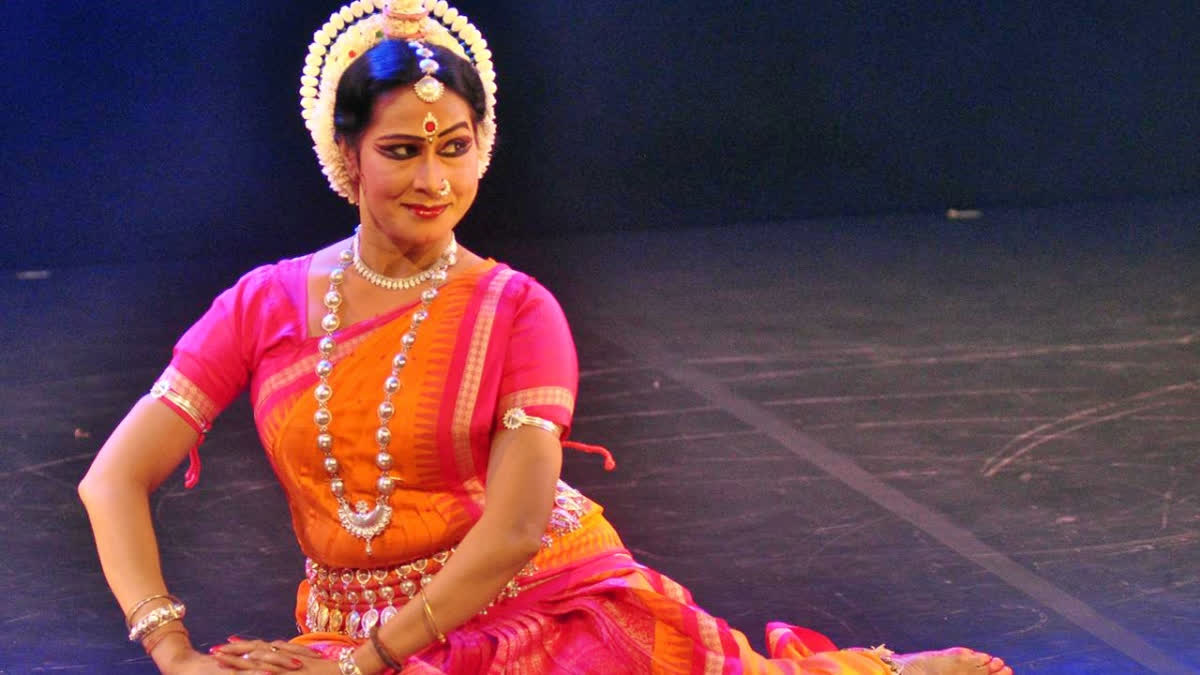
[78,2,1012,674]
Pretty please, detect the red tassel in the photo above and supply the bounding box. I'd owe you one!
[562,440,616,471]
[183,435,205,489]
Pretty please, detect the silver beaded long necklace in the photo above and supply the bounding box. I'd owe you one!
[314,229,458,555]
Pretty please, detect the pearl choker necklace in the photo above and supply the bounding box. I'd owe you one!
[352,226,459,291]
[314,237,457,555]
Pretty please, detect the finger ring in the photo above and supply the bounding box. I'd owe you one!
[270,645,281,652]
[241,653,251,659]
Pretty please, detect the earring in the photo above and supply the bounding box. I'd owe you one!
[436,179,451,198]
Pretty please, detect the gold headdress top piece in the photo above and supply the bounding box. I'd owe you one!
[382,0,430,39]
[300,0,497,203]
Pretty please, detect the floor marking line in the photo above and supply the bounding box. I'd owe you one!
[611,326,1192,675]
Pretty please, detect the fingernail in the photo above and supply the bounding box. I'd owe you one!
[227,635,244,642]
[209,645,223,654]
[291,658,304,668]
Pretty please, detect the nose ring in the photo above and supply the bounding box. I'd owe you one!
[436,179,451,198]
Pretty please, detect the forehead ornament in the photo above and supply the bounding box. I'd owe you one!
[422,112,439,144]
[410,42,445,103]
[300,0,498,204]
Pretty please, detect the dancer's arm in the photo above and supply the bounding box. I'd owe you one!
[347,424,561,673]
[77,396,222,673]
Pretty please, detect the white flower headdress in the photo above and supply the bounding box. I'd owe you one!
[300,0,497,203]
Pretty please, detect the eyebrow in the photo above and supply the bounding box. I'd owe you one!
[376,121,471,141]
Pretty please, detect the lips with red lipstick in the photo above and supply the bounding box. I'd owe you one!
[404,203,449,219]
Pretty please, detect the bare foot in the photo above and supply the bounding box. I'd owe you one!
[893,647,1012,675]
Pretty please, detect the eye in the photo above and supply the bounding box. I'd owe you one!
[439,137,473,157]
[377,143,420,160]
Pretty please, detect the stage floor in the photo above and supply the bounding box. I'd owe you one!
[2,200,1197,673]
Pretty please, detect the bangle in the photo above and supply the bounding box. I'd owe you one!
[128,600,186,642]
[418,589,447,644]
[337,647,365,675]
[368,625,403,670]
[124,593,181,628]
[142,624,188,656]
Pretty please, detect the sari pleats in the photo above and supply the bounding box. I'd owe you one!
[293,515,893,674]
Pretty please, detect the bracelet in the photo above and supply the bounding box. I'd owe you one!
[124,593,181,628]
[369,625,403,670]
[501,407,560,436]
[418,589,447,644]
[133,615,184,646]
[337,647,365,675]
[128,600,186,642]
[142,624,188,656]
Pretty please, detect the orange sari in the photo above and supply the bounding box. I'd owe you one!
[154,255,895,674]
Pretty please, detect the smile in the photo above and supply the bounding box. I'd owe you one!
[405,204,449,219]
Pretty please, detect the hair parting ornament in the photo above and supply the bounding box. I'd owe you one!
[410,41,446,103]
[300,0,497,203]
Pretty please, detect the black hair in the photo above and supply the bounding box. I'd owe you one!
[334,40,487,149]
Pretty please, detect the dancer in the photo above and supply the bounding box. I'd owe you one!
[79,2,1012,673]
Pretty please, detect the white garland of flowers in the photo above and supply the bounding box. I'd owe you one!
[300,0,498,203]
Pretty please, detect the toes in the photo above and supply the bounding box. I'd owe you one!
[949,647,992,667]
[980,653,1010,673]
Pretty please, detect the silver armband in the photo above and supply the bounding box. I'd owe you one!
[502,407,561,436]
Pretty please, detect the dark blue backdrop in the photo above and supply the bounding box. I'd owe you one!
[3,1,1198,268]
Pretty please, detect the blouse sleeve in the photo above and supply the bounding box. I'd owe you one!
[494,278,579,438]
[149,264,277,484]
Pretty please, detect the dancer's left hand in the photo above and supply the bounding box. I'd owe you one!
[209,637,337,674]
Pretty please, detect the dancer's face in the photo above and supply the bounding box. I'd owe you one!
[345,87,479,249]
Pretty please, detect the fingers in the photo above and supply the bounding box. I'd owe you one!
[210,652,295,673]
[210,638,319,672]
[264,639,325,659]
[214,636,323,658]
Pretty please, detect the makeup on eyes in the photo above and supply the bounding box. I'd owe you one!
[375,136,472,160]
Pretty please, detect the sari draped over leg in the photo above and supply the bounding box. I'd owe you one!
[155,256,895,674]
